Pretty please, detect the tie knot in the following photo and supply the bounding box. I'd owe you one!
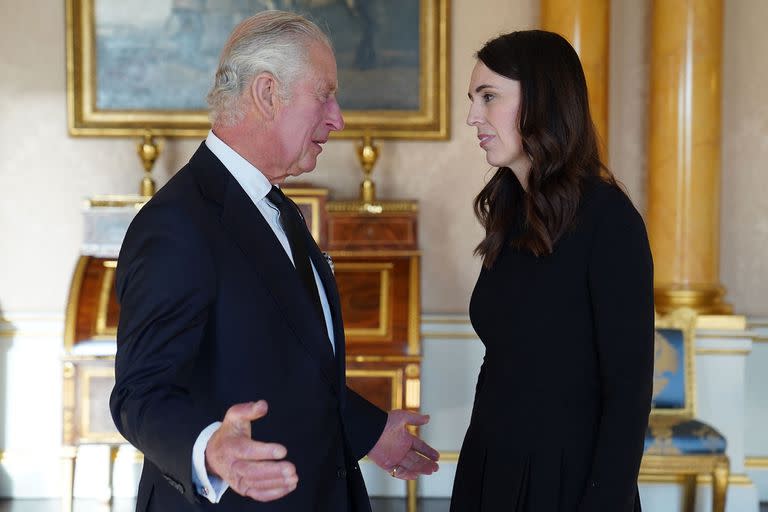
[267,185,287,208]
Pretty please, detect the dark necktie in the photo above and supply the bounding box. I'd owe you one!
[266,186,328,337]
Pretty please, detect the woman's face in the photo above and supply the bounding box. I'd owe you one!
[467,61,531,176]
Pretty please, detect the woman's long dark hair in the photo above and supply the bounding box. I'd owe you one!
[473,30,616,267]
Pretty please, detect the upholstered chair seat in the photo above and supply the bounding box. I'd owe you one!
[645,417,727,455]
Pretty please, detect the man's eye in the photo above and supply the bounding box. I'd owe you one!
[483,94,494,103]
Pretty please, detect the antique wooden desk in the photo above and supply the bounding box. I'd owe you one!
[62,190,421,511]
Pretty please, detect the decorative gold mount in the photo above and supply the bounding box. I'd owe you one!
[137,130,161,197]
[654,285,733,315]
[334,134,417,215]
[357,134,380,203]
[327,200,418,214]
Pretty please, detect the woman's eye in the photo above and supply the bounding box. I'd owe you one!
[483,94,494,103]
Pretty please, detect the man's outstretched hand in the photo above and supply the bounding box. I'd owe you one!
[205,400,298,502]
[367,410,440,480]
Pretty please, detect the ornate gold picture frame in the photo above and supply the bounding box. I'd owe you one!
[66,0,449,140]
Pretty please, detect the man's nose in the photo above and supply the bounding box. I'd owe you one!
[327,97,344,131]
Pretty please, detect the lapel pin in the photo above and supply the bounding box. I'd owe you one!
[322,252,335,275]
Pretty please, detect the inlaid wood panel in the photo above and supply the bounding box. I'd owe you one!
[282,185,328,247]
[334,262,392,337]
[332,254,416,354]
[66,256,121,349]
[327,215,417,250]
[346,368,402,411]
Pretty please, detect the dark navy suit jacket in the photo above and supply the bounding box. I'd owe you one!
[110,143,387,511]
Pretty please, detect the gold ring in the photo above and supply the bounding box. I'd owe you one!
[390,466,399,478]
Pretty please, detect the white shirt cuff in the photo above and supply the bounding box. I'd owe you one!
[192,421,229,503]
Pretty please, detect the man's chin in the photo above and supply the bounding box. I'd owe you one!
[295,161,319,176]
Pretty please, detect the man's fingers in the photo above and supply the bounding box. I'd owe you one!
[224,400,269,427]
[406,450,439,474]
[245,480,298,502]
[391,463,419,481]
[393,450,439,479]
[233,460,297,485]
[241,440,288,461]
[409,435,440,461]
[392,469,418,480]
[231,460,298,502]
[401,411,430,427]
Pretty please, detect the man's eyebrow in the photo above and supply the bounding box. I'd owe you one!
[468,84,494,99]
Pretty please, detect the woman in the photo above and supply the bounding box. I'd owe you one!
[450,30,654,511]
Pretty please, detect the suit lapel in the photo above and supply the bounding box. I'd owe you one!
[191,144,339,392]
[304,231,347,372]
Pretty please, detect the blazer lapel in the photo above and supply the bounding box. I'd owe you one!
[192,145,338,392]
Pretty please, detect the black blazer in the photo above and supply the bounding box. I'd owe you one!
[110,143,387,512]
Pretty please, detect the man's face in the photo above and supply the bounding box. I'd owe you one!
[272,42,344,181]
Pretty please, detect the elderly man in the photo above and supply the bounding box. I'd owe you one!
[110,11,439,512]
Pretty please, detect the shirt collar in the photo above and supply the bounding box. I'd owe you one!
[205,130,273,204]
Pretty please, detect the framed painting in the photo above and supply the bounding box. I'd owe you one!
[66,0,449,139]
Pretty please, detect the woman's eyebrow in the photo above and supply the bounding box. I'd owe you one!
[468,84,494,99]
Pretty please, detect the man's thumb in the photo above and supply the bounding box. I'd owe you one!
[403,411,430,426]
[224,400,269,431]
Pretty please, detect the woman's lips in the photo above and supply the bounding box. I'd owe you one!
[478,134,494,148]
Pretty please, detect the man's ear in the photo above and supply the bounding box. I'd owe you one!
[250,73,280,120]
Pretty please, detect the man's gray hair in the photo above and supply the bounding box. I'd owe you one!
[206,11,331,126]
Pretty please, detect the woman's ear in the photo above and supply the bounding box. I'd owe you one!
[250,72,279,120]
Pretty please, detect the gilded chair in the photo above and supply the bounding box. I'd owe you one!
[640,307,729,512]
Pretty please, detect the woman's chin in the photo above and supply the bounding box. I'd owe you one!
[485,155,505,168]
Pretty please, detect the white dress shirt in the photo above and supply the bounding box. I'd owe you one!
[191,130,336,502]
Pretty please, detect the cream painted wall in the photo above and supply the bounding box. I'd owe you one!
[608,0,649,212]
[0,0,765,316]
[721,0,768,316]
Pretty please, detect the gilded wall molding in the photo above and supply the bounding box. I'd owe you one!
[745,457,768,469]
[747,318,768,343]
[638,473,752,487]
